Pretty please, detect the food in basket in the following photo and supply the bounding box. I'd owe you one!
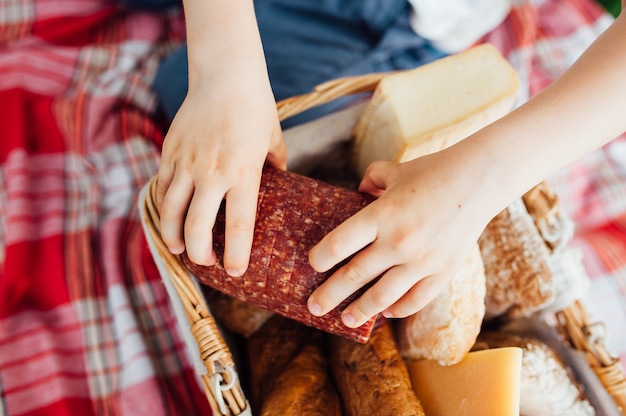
[351,43,520,176]
[203,288,274,338]
[406,347,523,416]
[521,182,590,313]
[329,319,426,416]
[479,197,555,319]
[183,166,377,343]
[474,330,595,416]
[248,315,342,415]
[395,244,486,365]
[247,315,314,409]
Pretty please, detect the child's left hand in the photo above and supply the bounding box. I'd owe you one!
[307,146,498,328]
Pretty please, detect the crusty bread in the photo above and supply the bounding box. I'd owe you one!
[259,331,343,416]
[329,320,426,416]
[204,288,274,338]
[474,331,595,416]
[396,244,486,365]
[478,198,555,320]
[246,315,314,410]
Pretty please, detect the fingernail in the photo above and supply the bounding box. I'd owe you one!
[168,246,184,255]
[207,250,217,266]
[308,301,323,316]
[382,310,393,318]
[226,268,242,277]
[342,313,356,327]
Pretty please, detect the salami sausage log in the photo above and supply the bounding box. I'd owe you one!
[183,165,377,343]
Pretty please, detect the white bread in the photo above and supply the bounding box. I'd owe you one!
[352,43,520,176]
[396,244,486,365]
[478,198,555,320]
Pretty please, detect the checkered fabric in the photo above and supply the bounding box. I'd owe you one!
[0,0,623,415]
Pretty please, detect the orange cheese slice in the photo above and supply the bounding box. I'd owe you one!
[406,347,522,416]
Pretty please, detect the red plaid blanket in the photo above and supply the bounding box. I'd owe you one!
[0,0,623,415]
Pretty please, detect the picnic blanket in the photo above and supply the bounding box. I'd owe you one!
[0,0,624,415]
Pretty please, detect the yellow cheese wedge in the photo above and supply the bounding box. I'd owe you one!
[406,347,523,416]
[352,43,520,177]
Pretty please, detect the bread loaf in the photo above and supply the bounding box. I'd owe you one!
[246,314,314,409]
[396,244,486,365]
[352,43,520,176]
[258,331,343,416]
[204,288,273,338]
[478,198,555,320]
[329,319,426,416]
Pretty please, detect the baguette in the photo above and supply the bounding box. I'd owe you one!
[329,319,425,416]
[259,333,343,416]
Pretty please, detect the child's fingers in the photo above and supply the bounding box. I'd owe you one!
[183,182,224,266]
[358,160,396,196]
[339,264,424,328]
[307,241,395,318]
[382,272,450,319]
[223,174,262,276]
[159,172,194,255]
[308,206,379,273]
[266,128,287,170]
[155,164,175,210]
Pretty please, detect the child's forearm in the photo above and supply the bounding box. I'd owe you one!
[181,0,266,89]
[461,12,626,217]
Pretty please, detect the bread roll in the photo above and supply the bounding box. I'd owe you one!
[521,182,590,313]
[204,288,273,338]
[478,198,554,319]
[396,244,486,365]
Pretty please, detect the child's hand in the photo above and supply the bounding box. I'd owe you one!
[307,147,496,328]
[155,60,286,275]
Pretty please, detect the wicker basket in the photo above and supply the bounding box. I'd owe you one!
[140,72,626,415]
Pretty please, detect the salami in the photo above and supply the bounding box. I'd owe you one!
[182,165,377,343]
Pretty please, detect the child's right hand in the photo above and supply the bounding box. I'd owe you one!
[155,67,286,273]
[155,0,286,275]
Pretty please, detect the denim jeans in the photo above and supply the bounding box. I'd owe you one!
[140,0,447,126]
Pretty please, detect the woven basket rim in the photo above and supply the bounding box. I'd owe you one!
[143,70,626,416]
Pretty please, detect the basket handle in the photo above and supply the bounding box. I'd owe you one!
[276,72,390,121]
[557,302,626,414]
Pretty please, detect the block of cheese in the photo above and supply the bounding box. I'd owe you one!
[352,43,520,176]
[406,347,523,416]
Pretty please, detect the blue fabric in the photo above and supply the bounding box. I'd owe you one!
[152,0,448,127]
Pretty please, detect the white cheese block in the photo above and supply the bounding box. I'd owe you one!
[352,43,520,177]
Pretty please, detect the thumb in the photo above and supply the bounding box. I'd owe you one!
[358,160,396,197]
[266,122,287,170]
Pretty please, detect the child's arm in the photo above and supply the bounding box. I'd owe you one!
[307,12,626,328]
[156,0,286,273]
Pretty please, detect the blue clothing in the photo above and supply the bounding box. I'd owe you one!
[144,0,447,126]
